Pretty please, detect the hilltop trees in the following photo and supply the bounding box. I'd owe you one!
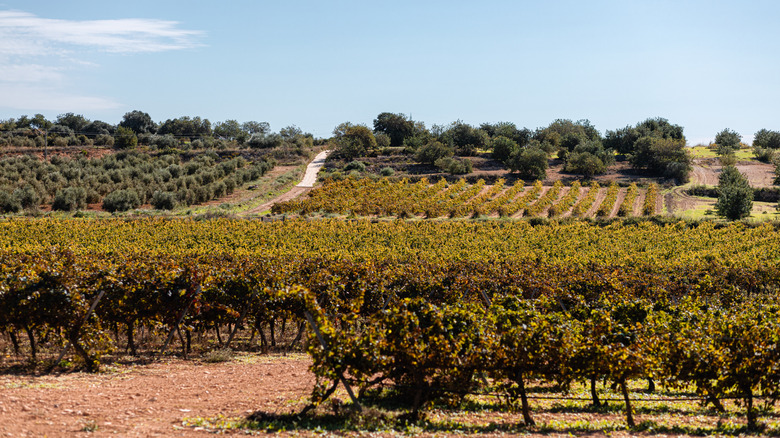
[373,112,417,146]
[119,110,156,134]
[714,129,741,156]
[605,118,691,183]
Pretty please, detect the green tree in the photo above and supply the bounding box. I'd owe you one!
[564,140,615,176]
[373,112,415,146]
[115,126,138,150]
[332,123,377,160]
[754,129,780,149]
[714,128,741,156]
[214,120,243,140]
[630,137,691,183]
[507,146,548,180]
[715,165,753,220]
[491,136,519,162]
[416,141,454,165]
[119,110,156,134]
[442,121,489,156]
[55,113,90,133]
[480,121,531,146]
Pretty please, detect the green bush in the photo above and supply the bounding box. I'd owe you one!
[52,187,87,211]
[716,166,753,220]
[415,141,454,165]
[380,166,395,177]
[491,136,519,162]
[102,189,141,212]
[753,147,775,163]
[435,157,472,175]
[151,190,177,210]
[344,161,366,172]
[114,126,138,150]
[0,190,21,213]
[507,146,548,181]
[12,185,39,209]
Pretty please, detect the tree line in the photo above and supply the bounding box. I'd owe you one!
[333,112,780,183]
[0,111,318,151]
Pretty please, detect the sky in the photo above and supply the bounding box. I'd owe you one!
[0,0,778,145]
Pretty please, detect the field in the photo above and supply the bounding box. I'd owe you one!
[2,143,780,436]
[3,219,780,435]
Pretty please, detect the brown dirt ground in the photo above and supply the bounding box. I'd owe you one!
[0,354,314,437]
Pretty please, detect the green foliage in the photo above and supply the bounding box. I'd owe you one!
[103,189,141,212]
[490,136,519,162]
[380,167,395,177]
[157,116,212,137]
[714,128,741,156]
[480,121,531,146]
[441,121,489,156]
[754,128,780,149]
[604,118,685,156]
[119,110,156,134]
[373,112,416,146]
[506,146,548,180]
[343,161,366,172]
[563,140,614,177]
[434,157,472,175]
[333,123,377,160]
[151,191,177,210]
[52,187,87,211]
[716,166,753,220]
[535,119,600,151]
[0,190,21,213]
[415,141,454,165]
[12,185,39,209]
[114,126,138,150]
[629,137,691,183]
[753,146,776,163]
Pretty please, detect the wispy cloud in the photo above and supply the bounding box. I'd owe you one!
[0,10,204,113]
[0,10,204,55]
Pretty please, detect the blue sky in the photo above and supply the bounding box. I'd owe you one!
[0,1,778,144]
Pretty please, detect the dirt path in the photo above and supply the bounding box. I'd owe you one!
[690,164,718,185]
[297,150,331,188]
[0,355,314,437]
[243,150,330,215]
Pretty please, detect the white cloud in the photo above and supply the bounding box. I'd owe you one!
[0,10,204,55]
[0,9,203,113]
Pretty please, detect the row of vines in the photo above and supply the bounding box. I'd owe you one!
[272,178,659,219]
[2,218,780,428]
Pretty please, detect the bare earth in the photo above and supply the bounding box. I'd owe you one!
[0,355,314,437]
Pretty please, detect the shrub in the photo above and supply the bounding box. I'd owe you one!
[415,141,454,165]
[114,126,138,150]
[507,146,548,181]
[0,190,21,213]
[753,147,775,163]
[491,136,519,162]
[102,189,141,212]
[380,166,395,177]
[52,187,87,211]
[716,166,753,220]
[151,190,177,210]
[12,185,39,209]
[344,161,367,172]
[435,157,472,175]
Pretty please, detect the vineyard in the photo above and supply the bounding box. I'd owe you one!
[2,219,780,431]
[272,177,661,219]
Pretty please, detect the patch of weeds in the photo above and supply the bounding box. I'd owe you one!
[80,419,99,432]
[202,348,234,363]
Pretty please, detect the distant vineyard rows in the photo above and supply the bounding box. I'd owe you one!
[272,178,660,218]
